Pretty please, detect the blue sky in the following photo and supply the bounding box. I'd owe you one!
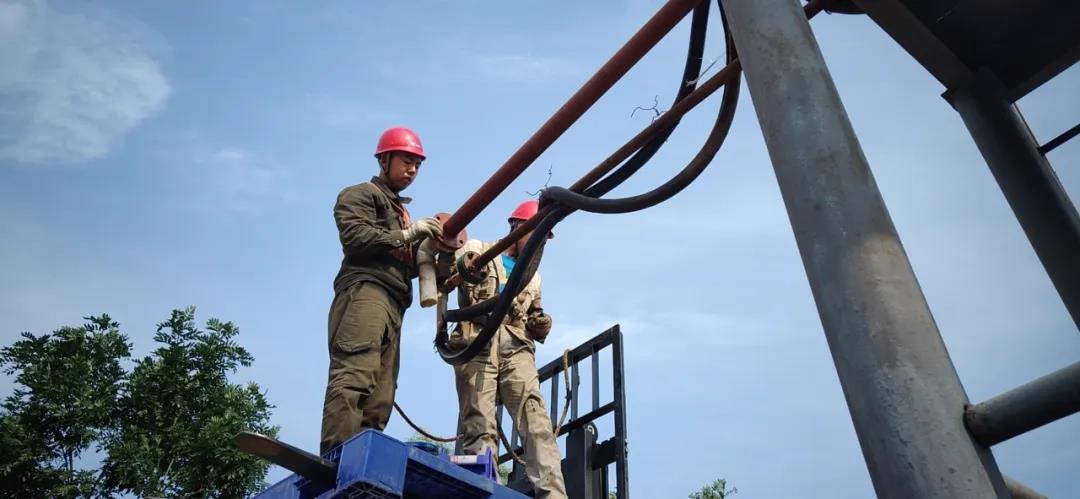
[2,0,1078,497]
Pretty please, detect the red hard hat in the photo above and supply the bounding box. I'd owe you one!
[509,199,553,238]
[508,199,539,223]
[374,126,425,159]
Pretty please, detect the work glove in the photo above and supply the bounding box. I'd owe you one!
[448,322,473,351]
[525,309,553,343]
[402,217,443,243]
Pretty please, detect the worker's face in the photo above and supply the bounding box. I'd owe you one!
[511,222,533,256]
[380,152,423,191]
[509,220,552,257]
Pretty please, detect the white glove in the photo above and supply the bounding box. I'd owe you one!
[402,217,443,242]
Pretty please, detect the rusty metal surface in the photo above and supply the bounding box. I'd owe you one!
[440,0,702,240]
[723,0,1010,496]
[433,211,466,251]
[460,0,830,275]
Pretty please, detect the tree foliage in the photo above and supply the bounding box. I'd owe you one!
[689,478,737,499]
[0,308,277,498]
[407,432,453,453]
[0,315,130,496]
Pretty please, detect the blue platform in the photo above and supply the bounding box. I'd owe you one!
[252,431,528,499]
[449,448,497,484]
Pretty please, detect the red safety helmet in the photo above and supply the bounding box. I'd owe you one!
[374,126,425,159]
[509,199,553,238]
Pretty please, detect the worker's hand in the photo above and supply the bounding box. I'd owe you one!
[525,309,553,343]
[402,217,443,242]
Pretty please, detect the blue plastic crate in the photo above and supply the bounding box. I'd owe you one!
[449,448,497,483]
[251,431,527,499]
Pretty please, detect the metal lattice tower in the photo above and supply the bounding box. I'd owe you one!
[721,0,1079,497]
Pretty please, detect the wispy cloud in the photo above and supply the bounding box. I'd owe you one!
[299,93,398,130]
[0,0,170,166]
[463,54,578,83]
[213,147,253,164]
[535,308,780,364]
[205,146,293,214]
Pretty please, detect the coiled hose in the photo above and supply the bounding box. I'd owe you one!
[542,5,739,211]
[441,1,711,328]
[437,0,740,365]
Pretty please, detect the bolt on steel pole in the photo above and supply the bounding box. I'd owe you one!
[720,0,1009,497]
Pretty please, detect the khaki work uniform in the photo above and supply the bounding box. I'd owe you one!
[321,177,416,455]
[451,240,567,499]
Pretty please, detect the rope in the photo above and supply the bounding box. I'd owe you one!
[553,349,573,438]
[393,401,460,443]
[497,416,527,465]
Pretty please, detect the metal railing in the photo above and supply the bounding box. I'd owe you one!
[497,326,629,499]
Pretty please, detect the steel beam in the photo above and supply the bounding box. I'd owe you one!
[1038,121,1080,155]
[851,0,971,90]
[611,327,629,499]
[721,0,1009,496]
[965,362,1080,447]
[948,73,1080,331]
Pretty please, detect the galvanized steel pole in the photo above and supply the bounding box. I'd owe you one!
[948,72,1080,331]
[720,0,1009,497]
[965,361,1080,447]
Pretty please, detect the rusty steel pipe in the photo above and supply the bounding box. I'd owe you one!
[568,61,742,192]
[565,0,832,195]
[464,62,743,271]
[440,0,703,240]
[455,0,831,274]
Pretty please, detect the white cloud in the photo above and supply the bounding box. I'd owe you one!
[0,0,170,165]
[536,316,640,356]
[298,93,398,130]
[534,307,785,366]
[466,54,577,82]
[213,146,254,163]
[206,146,292,214]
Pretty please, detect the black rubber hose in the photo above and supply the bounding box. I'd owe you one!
[440,2,711,328]
[437,207,567,365]
[540,78,737,212]
[540,5,739,213]
[436,2,737,365]
[444,295,497,323]
[584,0,710,198]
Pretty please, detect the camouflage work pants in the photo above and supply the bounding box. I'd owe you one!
[454,329,567,499]
[320,282,402,454]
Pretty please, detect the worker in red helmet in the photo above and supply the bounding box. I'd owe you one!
[320,126,444,454]
[449,199,566,498]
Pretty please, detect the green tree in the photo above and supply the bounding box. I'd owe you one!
[689,478,737,499]
[0,308,277,498]
[407,432,454,453]
[101,307,278,498]
[0,315,131,497]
